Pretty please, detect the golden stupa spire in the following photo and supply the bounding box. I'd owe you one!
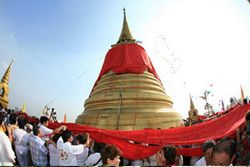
[116,8,136,44]
[188,94,199,123]
[190,94,195,110]
[1,59,14,85]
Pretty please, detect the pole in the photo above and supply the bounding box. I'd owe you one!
[116,78,123,130]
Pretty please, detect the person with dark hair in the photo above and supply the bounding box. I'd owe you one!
[76,133,88,145]
[245,111,250,165]
[237,110,250,165]
[13,117,29,166]
[9,113,17,125]
[156,145,177,166]
[211,138,236,165]
[246,110,250,120]
[0,104,3,113]
[0,112,7,132]
[0,113,16,165]
[8,113,18,142]
[48,133,61,166]
[39,116,66,141]
[195,140,215,166]
[57,130,89,166]
[101,144,121,166]
[85,142,105,166]
[75,133,91,166]
[29,125,48,166]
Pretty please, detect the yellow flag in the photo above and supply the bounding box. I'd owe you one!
[63,113,67,123]
[21,103,26,113]
[240,85,245,100]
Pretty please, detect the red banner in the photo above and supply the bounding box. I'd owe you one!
[49,104,250,160]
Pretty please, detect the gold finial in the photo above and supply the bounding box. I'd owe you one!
[116,8,136,45]
[1,59,14,85]
[123,8,126,15]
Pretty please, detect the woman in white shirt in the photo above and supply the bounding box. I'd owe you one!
[85,142,104,166]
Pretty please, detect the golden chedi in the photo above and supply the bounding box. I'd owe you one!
[76,9,183,130]
[0,60,13,109]
[188,95,199,124]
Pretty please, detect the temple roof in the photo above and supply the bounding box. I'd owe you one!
[1,59,13,85]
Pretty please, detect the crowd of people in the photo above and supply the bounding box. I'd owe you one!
[0,105,250,166]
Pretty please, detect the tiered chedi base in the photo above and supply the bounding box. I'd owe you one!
[76,69,183,130]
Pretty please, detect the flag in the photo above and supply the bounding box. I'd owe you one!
[221,99,225,111]
[21,103,26,113]
[240,85,245,100]
[63,113,67,123]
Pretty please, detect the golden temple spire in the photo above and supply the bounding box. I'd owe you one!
[1,59,13,85]
[189,94,195,110]
[188,94,199,123]
[116,8,136,44]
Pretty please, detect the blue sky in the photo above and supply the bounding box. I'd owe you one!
[1,0,250,122]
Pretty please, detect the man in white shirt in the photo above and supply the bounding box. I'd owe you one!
[0,113,16,166]
[195,140,216,166]
[13,117,29,166]
[57,130,88,166]
[39,116,66,141]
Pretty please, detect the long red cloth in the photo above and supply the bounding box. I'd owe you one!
[49,104,250,159]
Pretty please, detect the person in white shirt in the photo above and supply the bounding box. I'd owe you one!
[0,113,16,166]
[195,140,215,166]
[57,130,88,166]
[76,133,91,166]
[131,159,143,166]
[48,133,61,166]
[39,116,66,141]
[85,141,104,166]
[13,117,29,166]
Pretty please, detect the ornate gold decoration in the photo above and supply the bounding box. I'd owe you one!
[188,95,199,123]
[0,59,13,108]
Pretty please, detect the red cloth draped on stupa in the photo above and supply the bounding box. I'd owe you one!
[93,43,161,89]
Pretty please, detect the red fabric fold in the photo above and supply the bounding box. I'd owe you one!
[91,43,161,93]
[49,104,250,159]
